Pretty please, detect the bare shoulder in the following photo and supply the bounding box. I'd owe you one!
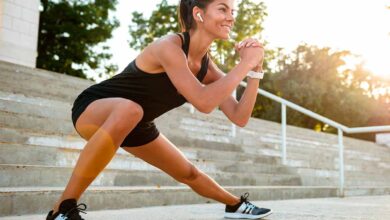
[150,33,184,55]
[135,33,184,74]
[156,33,183,46]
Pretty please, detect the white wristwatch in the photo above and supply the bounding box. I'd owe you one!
[247,70,265,79]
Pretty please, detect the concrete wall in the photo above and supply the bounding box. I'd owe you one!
[0,0,40,67]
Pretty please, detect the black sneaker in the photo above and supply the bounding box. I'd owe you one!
[46,199,87,220]
[224,193,272,219]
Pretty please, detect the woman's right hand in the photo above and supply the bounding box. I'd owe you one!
[235,38,264,69]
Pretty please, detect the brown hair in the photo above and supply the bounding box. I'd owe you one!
[178,0,214,32]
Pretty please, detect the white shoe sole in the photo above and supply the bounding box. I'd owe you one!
[224,210,273,219]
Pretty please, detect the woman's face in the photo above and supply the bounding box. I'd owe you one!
[201,0,235,40]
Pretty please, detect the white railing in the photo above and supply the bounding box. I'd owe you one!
[189,81,390,197]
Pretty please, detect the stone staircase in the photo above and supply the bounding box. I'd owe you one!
[0,60,389,217]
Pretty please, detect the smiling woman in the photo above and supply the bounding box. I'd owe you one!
[46,0,272,219]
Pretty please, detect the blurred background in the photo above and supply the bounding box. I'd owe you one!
[36,0,390,142]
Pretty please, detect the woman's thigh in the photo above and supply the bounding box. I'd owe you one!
[123,134,199,182]
[75,97,143,141]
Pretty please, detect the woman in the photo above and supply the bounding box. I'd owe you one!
[46,0,273,219]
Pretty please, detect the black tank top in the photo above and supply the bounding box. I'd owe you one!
[81,32,209,122]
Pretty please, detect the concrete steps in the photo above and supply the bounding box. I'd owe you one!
[241,121,390,157]
[0,91,70,120]
[0,164,301,187]
[0,143,281,168]
[4,194,390,220]
[242,139,390,163]
[0,61,92,102]
[2,90,390,162]
[1,60,390,217]
[242,134,390,161]
[287,155,390,173]
[0,110,77,136]
[0,127,84,148]
[0,186,339,216]
[296,168,390,185]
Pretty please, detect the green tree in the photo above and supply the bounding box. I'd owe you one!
[37,0,120,79]
[261,44,386,140]
[129,0,179,51]
[338,63,390,140]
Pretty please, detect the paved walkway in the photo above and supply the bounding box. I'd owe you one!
[2,195,390,219]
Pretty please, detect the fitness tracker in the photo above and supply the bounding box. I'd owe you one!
[247,70,265,79]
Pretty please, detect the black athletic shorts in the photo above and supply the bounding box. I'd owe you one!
[71,93,160,147]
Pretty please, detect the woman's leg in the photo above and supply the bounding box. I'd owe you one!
[52,98,144,213]
[123,134,240,206]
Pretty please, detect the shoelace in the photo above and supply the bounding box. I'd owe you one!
[63,203,87,220]
[241,192,256,214]
[241,192,250,203]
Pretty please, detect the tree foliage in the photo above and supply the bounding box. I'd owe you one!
[37,0,120,79]
[129,0,179,51]
[256,44,390,140]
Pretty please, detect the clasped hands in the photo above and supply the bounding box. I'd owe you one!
[235,38,264,72]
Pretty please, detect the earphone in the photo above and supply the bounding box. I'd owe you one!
[196,13,204,22]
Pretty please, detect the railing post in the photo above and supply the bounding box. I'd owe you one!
[231,123,236,137]
[281,103,287,165]
[231,89,237,137]
[338,128,345,197]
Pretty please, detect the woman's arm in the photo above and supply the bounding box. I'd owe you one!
[203,59,261,127]
[152,36,262,113]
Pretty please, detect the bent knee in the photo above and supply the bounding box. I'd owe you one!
[176,163,201,183]
[106,100,144,132]
[114,100,143,122]
[119,100,144,120]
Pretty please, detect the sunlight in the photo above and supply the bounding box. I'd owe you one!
[261,0,390,80]
[365,57,390,80]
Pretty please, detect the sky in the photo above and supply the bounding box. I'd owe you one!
[103,0,390,82]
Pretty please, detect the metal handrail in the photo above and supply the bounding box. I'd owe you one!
[238,81,390,197]
[189,81,390,197]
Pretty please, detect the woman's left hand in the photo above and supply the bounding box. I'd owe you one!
[235,38,264,72]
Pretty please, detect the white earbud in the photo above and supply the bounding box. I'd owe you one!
[196,13,204,22]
